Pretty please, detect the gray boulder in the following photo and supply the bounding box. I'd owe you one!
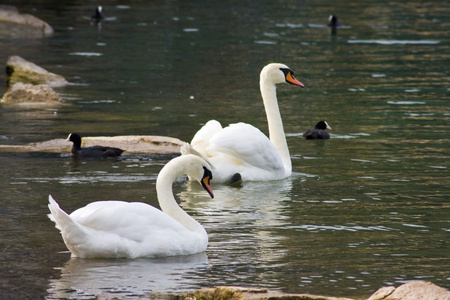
[6,56,68,88]
[0,5,53,35]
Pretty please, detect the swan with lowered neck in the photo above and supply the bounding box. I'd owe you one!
[190,63,304,183]
[48,148,214,258]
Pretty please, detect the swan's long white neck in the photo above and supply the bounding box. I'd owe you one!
[156,158,204,233]
[260,78,292,174]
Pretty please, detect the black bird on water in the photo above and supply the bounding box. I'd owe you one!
[328,15,340,35]
[91,6,104,21]
[66,133,124,157]
[303,121,332,140]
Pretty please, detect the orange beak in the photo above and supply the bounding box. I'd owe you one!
[201,175,214,198]
[286,72,304,87]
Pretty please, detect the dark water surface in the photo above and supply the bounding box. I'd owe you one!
[0,0,449,299]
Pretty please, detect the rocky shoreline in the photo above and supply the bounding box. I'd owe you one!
[95,281,449,300]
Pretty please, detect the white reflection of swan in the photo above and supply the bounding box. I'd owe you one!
[46,253,207,299]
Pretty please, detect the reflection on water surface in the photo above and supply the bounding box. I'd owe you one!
[47,254,208,299]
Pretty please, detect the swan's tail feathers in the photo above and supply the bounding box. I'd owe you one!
[180,143,213,170]
[48,195,66,230]
[47,195,88,255]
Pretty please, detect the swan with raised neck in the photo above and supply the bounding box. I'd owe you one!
[190,63,303,183]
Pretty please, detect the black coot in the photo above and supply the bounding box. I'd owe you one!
[91,6,104,21]
[66,133,124,157]
[328,15,340,35]
[303,121,332,139]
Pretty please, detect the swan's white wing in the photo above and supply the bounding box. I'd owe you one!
[191,120,222,154]
[70,201,188,242]
[210,123,284,169]
[199,123,285,182]
[180,143,213,170]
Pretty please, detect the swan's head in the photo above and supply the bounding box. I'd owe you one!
[168,154,214,199]
[260,63,304,87]
[199,166,214,198]
[186,155,214,198]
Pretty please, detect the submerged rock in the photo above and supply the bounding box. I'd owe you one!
[0,5,53,35]
[0,135,185,154]
[6,55,68,88]
[1,82,61,103]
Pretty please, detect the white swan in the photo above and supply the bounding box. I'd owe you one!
[48,151,214,258]
[191,63,304,183]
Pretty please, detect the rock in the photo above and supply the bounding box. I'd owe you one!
[97,286,354,300]
[6,56,68,88]
[0,5,53,35]
[1,82,61,103]
[367,281,450,300]
[0,135,185,154]
[184,286,355,300]
[96,283,450,300]
[368,286,396,299]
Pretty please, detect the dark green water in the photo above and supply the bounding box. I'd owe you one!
[0,1,449,299]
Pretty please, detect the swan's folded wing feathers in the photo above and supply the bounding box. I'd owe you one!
[208,123,284,171]
[191,120,222,152]
[180,143,213,169]
[70,201,188,243]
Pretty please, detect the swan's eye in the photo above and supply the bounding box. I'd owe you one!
[281,68,304,87]
[280,68,291,77]
[202,166,213,180]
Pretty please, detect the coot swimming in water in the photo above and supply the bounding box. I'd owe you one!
[303,121,332,139]
[328,15,340,35]
[91,6,104,21]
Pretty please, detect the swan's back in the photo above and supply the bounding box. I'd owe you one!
[192,122,286,182]
[191,120,223,154]
[210,123,284,169]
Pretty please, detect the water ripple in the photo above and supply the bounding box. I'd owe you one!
[348,40,440,45]
[284,224,394,232]
[15,174,155,184]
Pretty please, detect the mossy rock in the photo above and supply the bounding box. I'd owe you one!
[1,82,61,103]
[5,56,68,88]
